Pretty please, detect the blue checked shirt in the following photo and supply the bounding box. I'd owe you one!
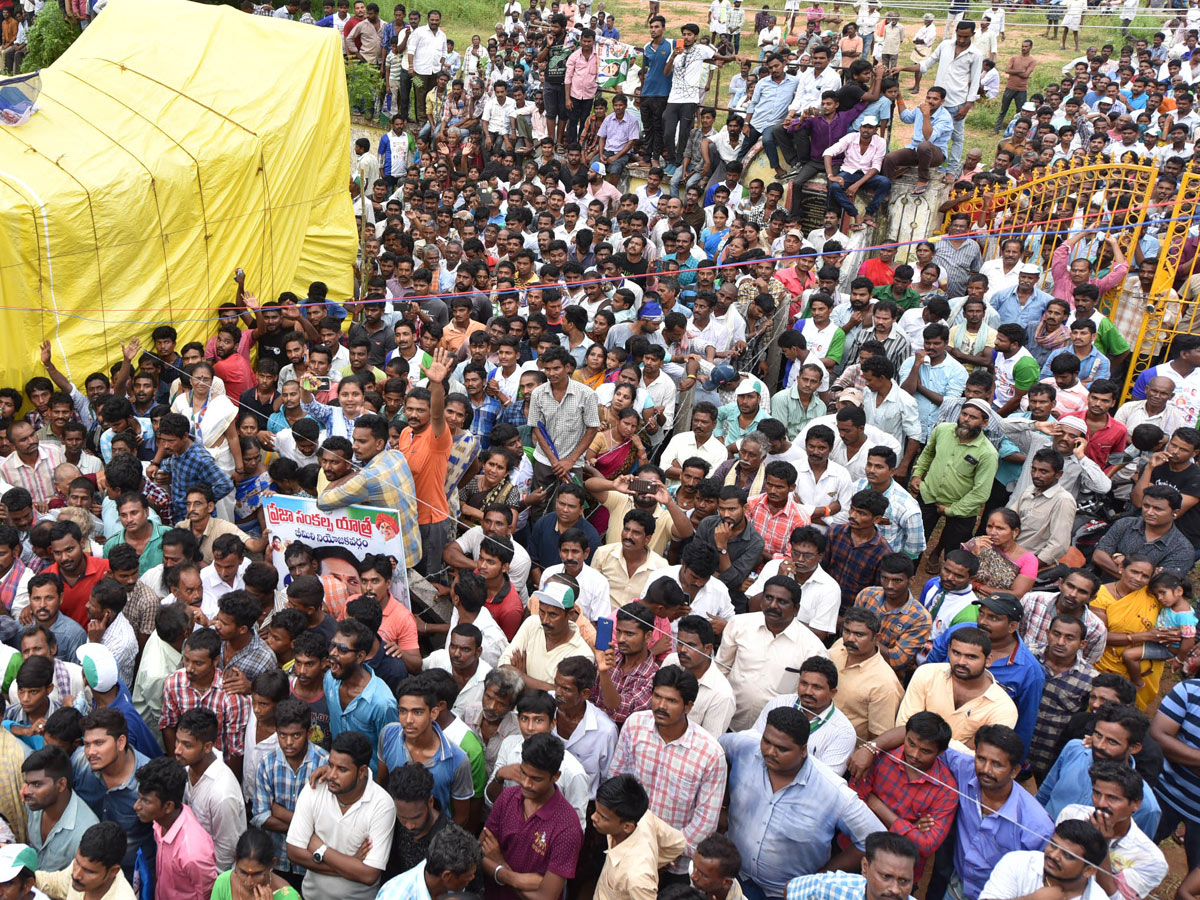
[853,477,926,559]
[251,741,329,875]
[896,355,968,441]
[789,872,915,900]
[470,396,503,449]
[161,442,235,524]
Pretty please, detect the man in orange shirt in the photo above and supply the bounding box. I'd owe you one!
[440,297,485,357]
[395,348,455,579]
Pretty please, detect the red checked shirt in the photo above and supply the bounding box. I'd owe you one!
[851,748,958,876]
[1084,414,1128,467]
[160,668,250,757]
[746,493,812,561]
[591,650,659,725]
[608,710,727,873]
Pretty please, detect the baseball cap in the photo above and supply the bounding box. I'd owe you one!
[1021,101,1037,112]
[0,846,37,884]
[701,364,740,391]
[589,161,605,175]
[1097,97,1114,106]
[837,387,864,406]
[786,228,805,240]
[533,582,576,610]
[1018,262,1042,274]
[734,380,759,396]
[639,301,664,320]
[860,115,880,127]
[76,643,119,692]
[976,591,1024,621]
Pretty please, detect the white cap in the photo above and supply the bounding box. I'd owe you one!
[734,381,759,396]
[532,582,576,610]
[0,846,37,884]
[860,115,880,127]
[76,643,120,692]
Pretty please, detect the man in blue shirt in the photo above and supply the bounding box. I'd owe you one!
[641,16,673,167]
[743,54,797,177]
[926,594,1045,758]
[720,706,884,900]
[880,86,953,195]
[1037,703,1162,836]
[936,724,1053,900]
[992,264,1054,334]
[324,619,398,775]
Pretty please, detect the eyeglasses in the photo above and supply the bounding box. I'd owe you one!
[330,642,355,655]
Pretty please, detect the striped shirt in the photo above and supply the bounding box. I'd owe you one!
[0,444,64,506]
[1155,679,1200,821]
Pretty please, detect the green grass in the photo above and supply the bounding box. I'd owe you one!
[370,0,506,42]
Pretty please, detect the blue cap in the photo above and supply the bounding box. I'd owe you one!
[589,161,605,175]
[701,363,738,392]
[639,301,663,320]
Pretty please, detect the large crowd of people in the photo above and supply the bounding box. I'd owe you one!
[3,0,1200,899]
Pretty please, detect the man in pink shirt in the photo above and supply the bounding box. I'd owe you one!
[1049,229,1129,305]
[564,28,599,145]
[822,115,890,231]
[133,755,219,900]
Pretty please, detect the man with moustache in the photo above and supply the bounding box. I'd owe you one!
[979,820,1111,900]
[752,657,857,775]
[784,833,921,900]
[1055,763,1168,900]
[1028,614,1096,783]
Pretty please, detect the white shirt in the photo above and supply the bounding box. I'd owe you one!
[185,756,248,871]
[746,561,841,635]
[863,384,921,449]
[446,604,510,668]
[662,653,737,739]
[482,95,516,133]
[286,779,396,900]
[453,526,531,603]
[424,650,492,716]
[645,566,735,633]
[407,24,448,75]
[790,64,842,114]
[714,612,829,731]
[793,455,855,526]
[538,564,612,623]
[917,38,983,107]
[1056,805,1169,900]
[660,431,729,488]
[980,851,1111,900]
[200,557,251,620]
[273,428,323,466]
[485,735,591,829]
[979,258,1021,300]
[668,43,717,105]
[808,227,851,251]
[751,696,858,774]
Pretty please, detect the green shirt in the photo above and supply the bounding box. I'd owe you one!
[459,727,487,798]
[872,284,923,311]
[210,871,300,900]
[912,422,999,518]
[103,522,172,574]
[770,385,828,440]
[1095,316,1131,356]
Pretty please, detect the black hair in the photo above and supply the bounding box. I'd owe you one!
[596,773,650,823]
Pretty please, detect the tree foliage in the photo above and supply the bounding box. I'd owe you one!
[21,3,80,73]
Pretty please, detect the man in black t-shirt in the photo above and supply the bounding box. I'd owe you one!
[537,14,573,148]
[253,299,291,367]
[1132,426,1200,551]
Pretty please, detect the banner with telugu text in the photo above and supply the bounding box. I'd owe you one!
[263,494,410,598]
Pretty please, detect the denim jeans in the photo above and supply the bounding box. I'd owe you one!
[745,124,782,170]
[826,169,892,216]
[940,102,966,174]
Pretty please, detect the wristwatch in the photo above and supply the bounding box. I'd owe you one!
[313,844,328,864]
[718,548,729,555]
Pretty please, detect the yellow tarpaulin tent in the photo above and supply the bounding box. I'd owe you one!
[0,0,357,387]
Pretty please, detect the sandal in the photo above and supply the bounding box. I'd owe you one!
[913,182,928,196]
[852,222,867,232]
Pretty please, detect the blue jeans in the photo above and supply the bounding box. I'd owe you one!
[739,876,775,900]
[826,169,892,216]
[744,124,782,170]
[940,102,966,174]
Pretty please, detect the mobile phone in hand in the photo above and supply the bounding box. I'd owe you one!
[630,478,655,495]
[595,617,614,651]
